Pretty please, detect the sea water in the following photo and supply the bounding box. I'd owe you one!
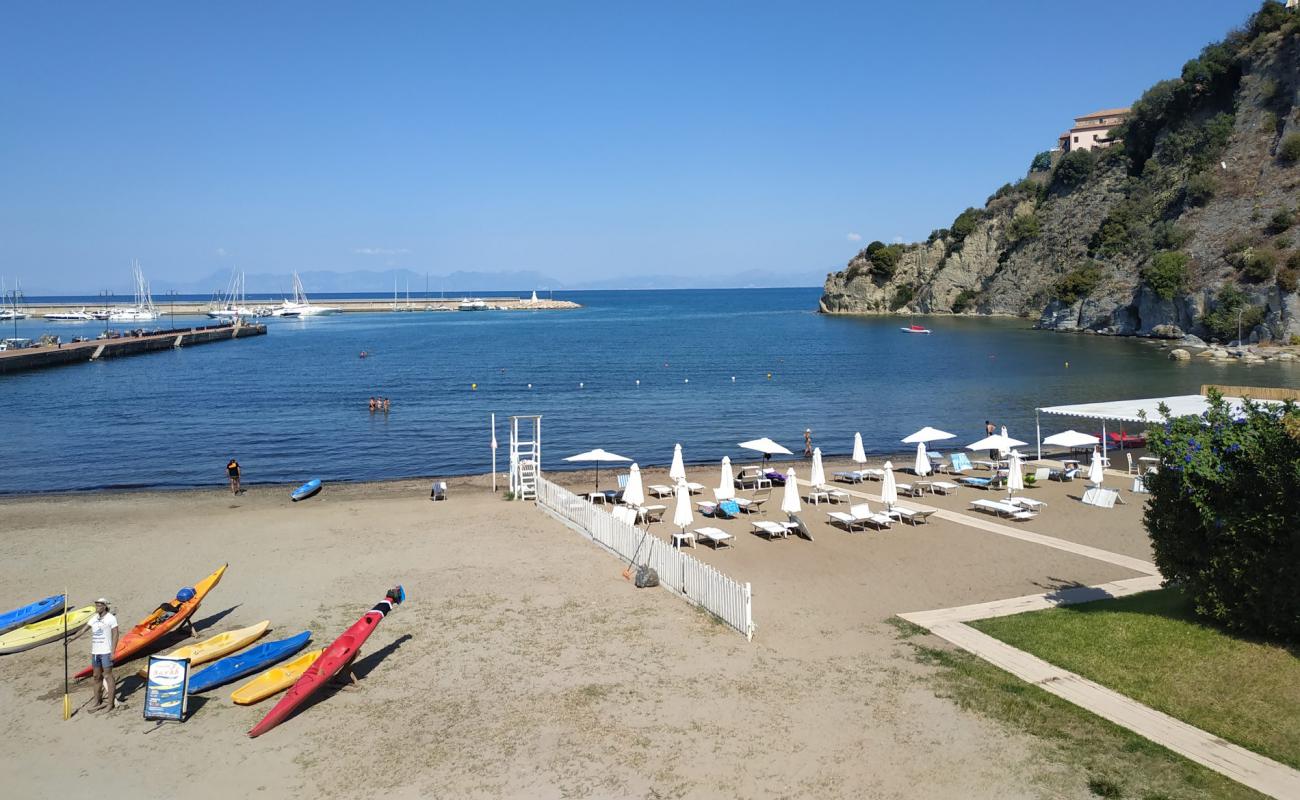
[3,288,1297,493]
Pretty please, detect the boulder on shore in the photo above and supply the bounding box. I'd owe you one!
[1169,348,1191,361]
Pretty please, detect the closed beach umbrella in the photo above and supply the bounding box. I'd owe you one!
[781,468,801,515]
[881,461,898,508]
[1007,450,1025,495]
[1089,447,1105,485]
[738,437,793,469]
[852,432,867,465]
[563,448,632,491]
[669,443,686,482]
[999,426,1012,457]
[810,447,826,487]
[902,427,955,444]
[673,480,693,532]
[623,463,645,507]
[719,455,734,493]
[913,442,932,476]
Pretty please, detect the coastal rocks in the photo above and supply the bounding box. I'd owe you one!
[1150,324,1184,339]
[1178,334,1208,348]
[1169,348,1191,361]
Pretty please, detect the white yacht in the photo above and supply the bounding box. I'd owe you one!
[108,261,159,322]
[43,309,95,321]
[1,278,30,320]
[206,270,261,318]
[458,297,489,311]
[272,273,340,317]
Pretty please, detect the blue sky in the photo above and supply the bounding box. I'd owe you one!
[0,1,1262,291]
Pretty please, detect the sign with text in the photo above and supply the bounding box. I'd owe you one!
[143,655,190,722]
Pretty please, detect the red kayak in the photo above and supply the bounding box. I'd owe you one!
[247,585,405,738]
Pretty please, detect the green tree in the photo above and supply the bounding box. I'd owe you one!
[1280,134,1300,166]
[949,208,982,247]
[869,244,904,279]
[890,284,915,310]
[1242,249,1277,282]
[1053,264,1104,305]
[1143,392,1300,642]
[951,289,977,313]
[1201,285,1264,340]
[1053,149,1096,189]
[1142,251,1189,300]
[1184,172,1216,206]
[1029,151,1053,172]
[1007,212,1041,245]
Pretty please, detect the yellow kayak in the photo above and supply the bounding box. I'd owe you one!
[231,648,322,705]
[136,620,270,678]
[0,605,95,655]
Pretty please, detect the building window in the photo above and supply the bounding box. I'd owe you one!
[1073,136,1079,143]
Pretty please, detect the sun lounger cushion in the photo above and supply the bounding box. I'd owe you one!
[929,481,959,494]
[949,453,973,473]
[693,527,734,548]
[958,477,992,489]
[833,471,863,483]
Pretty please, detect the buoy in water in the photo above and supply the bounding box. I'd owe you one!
[635,379,640,385]
[471,383,477,390]
[527,383,533,389]
[767,372,772,380]
[579,382,584,388]
[684,378,689,383]
[731,376,736,382]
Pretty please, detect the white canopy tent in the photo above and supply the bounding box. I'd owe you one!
[1034,394,1277,460]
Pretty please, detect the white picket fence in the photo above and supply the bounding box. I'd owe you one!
[535,477,754,640]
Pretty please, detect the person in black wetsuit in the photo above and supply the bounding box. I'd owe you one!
[227,458,241,494]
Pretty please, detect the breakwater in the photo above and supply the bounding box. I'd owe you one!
[0,322,266,374]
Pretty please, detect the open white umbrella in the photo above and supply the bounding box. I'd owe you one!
[810,447,826,487]
[564,448,632,491]
[967,433,1027,453]
[1007,450,1024,495]
[1043,430,1100,448]
[1088,447,1105,485]
[673,479,693,532]
[913,442,932,476]
[781,468,801,515]
[881,461,898,508]
[669,443,686,482]
[738,437,793,469]
[718,455,734,497]
[623,463,645,507]
[902,427,955,444]
[852,432,867,465]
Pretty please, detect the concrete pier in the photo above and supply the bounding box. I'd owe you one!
[0,322,266,375]
[22,297,580,316]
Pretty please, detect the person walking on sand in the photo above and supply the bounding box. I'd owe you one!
[804,428,813,459]
[88,599,119,712]
[227,458,241,494]
[985,421,997,459]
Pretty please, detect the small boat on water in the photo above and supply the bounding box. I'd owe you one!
[43,309,95,322]
[458,298,489,311]
[272,273,340,317]
[901,324,932,334]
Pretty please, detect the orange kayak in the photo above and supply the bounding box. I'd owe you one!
[74,564,228,679]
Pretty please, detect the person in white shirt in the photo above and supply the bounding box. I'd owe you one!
[87,598,119,712]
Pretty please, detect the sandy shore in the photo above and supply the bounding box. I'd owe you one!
[0,462,1155,799]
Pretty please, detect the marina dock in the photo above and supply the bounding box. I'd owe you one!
[21,297,580,316]
[0,322,266,375]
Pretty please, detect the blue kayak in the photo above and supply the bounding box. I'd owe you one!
[0,594,65,636]
[291,478,322,502]
[188,630,312,693]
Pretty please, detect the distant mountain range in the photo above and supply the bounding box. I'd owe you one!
[24,267,831,296]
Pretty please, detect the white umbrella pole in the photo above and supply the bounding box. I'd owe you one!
[1035,409,1041,462]
[1102,421,1107,465]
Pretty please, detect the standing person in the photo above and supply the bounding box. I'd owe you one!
[226,458,241,494]
[369,397,376,412]
[383,397,391,413]
[803,428,813,459]
[985,420,997,460]
[88,599,119,712]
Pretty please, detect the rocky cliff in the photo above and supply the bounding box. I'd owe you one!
[820,2,1300,344]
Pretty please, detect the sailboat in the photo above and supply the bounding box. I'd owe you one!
[271,273,340,317]
[108,261,159,322]
[207,270,260,319]
[0,278,30,321]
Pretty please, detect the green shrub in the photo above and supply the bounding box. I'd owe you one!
[1268,208,1295,234]
[926,229,948,244]
[949,208,982,248]
[1029,151,1053,172]
[890,284,915,310]
[1290,251,1300,270]
[1280,134,1300,166]
[1090,201,1145,258]
[1054,264,1104,305]
[1053,149,1096,189]
[1184,172,1216,206]
[1158,112,1235,172]
[1278,267,1298,293]
[1152,221,1192,251]
[1143,391,1300,642]
[1007,212,1041,245]
[1242,249,1277,282]
[869,244,904,278]
[1142,251,1189,300]
[1200,285,1264,340]
[951,289,977,313]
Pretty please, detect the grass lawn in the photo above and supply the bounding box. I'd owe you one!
[970,587,1300,772]
[892,617,1271,800]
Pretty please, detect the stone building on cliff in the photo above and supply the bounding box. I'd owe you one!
[1057,108,1130,153]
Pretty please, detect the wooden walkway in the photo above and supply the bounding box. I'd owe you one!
[797,477,1300,798]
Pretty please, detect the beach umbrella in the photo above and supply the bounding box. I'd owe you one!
[781,468,801,515]
[718,455,734,494]
[623,463,645,507]
[1007,450,1025,495]
[881,461,898,508]
[913,442,932,476]
[563,448,632,491]
[1089,447,1105,485]
[1042,430,1100,448]
[738,437,793,469]
[810,447,826,487]
[673,480,693,532]
[669,443,686,482]
[852,432,867,465]
[967,433,1027,453]
[901,427,955,444]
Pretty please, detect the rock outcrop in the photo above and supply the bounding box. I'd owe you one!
[820,3,1300,343]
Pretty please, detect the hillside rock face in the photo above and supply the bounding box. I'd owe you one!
[820,6,1300,343]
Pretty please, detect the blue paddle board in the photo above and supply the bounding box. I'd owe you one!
[0,594,65,636]
[187,630,312,693]
[291,478,322,502]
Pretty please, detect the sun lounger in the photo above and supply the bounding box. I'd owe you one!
[889,507,935,526]
[894,483,925,497]
[1032,468,1051,482]
[617,474,630,490]
[827,503,893,532]
[1007,497,1045,511]
[787,514,814,541]
[958,476,993,490]
[970,459,996,471]
[693,526,734,549]
[713,486,736,502]
[648,484,675,498]
[684,482,705,495]
[751,520,794,539]
[735,466,771,490]
[739,496,766,513]
[833,470,864,484]
[635,504,667,523]
[1049,467,1078,482]
[949,453,973,473]
[928,481,959,495]
[969,499,1037,521]
[697,500,741,518]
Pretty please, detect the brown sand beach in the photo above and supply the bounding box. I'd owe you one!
[0,461,1155,799]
